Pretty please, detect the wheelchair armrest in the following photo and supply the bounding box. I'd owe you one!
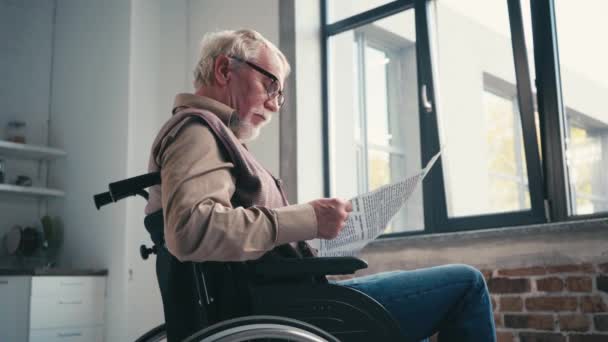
[251,256,367,278]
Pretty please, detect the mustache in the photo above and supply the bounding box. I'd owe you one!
[229,112,272,127]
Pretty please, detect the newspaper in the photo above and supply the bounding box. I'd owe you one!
[318,151,441,257]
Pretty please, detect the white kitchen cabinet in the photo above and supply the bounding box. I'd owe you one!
[29,327,104,342]
[29,276,106,340]
[30,276,105,300]
[0,275,106,342]
[0,276,30,342]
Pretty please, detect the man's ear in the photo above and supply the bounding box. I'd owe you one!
[214,55,231,87]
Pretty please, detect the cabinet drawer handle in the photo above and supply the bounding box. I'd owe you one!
[59,300,83,305]
[60,281,85,286]
[0,280,8,285]
[57,331,83,338]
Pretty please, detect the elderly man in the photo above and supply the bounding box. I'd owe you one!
[145,29,496,341]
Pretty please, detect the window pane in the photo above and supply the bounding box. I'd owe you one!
[431,0,531,217]
[554,0,608,215]
[368,149,390,190]
[328,9,422,232]
[485,90,529,211]
[328,29,360,201]
[327,0,394,24]
[365,46,391,147]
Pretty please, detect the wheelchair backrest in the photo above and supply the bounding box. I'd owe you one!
[94,172,326,341]
[146,209,266,341]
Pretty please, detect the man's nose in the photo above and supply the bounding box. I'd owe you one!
[264,96,280,112]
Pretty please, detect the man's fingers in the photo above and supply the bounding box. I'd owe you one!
[309,197,353,240]
[345,200,353,212]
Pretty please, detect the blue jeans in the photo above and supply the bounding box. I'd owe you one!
[337,264,496,342]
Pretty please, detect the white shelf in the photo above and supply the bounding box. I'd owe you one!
[0,140,66,161]
[0,184,65,198]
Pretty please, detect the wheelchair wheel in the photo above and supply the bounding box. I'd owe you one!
[135,323,167,342]
[183,315,339,342]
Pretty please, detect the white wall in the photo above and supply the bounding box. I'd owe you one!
[293,0,325,203]
[48,1,131,340]
[187,0,281,176]
[0,0,53,146]
[0,0,55,256]
[124,0,188,339]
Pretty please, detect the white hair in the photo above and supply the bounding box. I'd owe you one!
[193,29,291,89]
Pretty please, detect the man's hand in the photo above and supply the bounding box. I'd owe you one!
[308,198,353,239]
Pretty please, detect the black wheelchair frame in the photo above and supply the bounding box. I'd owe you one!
[94,172,405,342]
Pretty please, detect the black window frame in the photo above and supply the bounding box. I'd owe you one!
[321,0,608,237]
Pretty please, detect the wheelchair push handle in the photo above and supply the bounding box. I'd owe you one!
[93,172,160,209]
[93,191,113,210]
[108,172,160,202]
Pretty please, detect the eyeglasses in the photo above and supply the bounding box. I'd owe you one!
[229,56,285,107]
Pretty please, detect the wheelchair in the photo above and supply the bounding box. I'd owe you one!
[94,172,404,342]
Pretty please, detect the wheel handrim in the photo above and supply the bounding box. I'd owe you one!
[199,323,329,342]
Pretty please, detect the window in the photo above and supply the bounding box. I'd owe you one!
[323,0,607,237]
[554,0,608,216]
[483,87,529,212]
[327,8,421,233]
[430,0,543,222]
[565,113,608,214]
[483,70,554,214]
[328,0,395,23]
[483,73,608,216]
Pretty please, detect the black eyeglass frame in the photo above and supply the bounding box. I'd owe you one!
[229,56,285,107]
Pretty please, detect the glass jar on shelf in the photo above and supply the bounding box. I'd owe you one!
[5,120,27,143]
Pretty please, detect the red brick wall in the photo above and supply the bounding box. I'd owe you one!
[485,262,608,342]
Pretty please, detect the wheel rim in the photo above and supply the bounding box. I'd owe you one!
[199,323,329,342]
[134,323,167,342]
[185,316,338,342]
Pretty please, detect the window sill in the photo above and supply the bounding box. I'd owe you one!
[369,217,608,249]
[358,217,608,272]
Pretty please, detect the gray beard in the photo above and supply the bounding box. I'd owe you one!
[229,114,261,143]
